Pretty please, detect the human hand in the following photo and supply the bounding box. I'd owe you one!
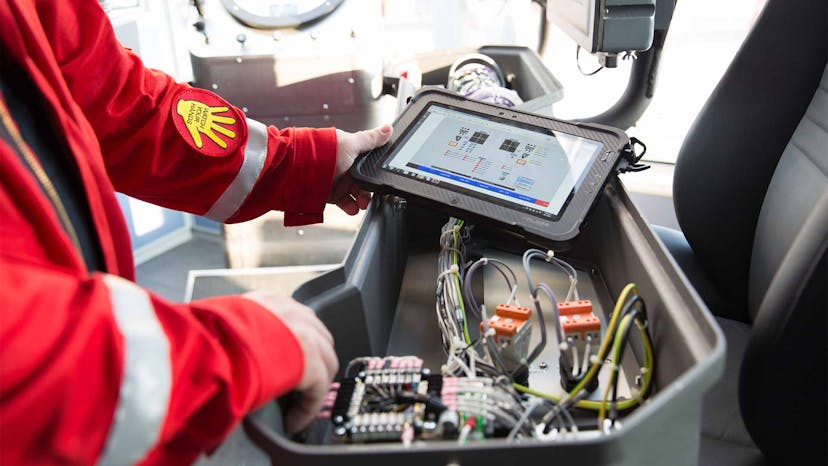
[243,291,338,433]
[329,124,393,215]
[175,99,237,149]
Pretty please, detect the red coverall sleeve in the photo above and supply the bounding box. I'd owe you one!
[0,255,303,466]
[41,0,336,226]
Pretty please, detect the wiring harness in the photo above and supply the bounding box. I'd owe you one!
[327,218,655,443]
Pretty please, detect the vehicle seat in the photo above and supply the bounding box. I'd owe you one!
[653,0,827,464]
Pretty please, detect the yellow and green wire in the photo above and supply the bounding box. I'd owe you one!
[451,221,472,344]
[512,283,654,412]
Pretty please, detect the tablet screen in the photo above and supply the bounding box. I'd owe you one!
[382,104,604,219]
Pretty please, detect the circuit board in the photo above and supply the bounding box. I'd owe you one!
[327,357,526,444]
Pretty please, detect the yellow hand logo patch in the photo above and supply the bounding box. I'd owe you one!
[176,99,237,149]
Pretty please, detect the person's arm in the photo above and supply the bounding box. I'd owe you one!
[0,255,336,466]
[41,0,346,225]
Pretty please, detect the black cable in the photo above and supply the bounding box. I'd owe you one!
[565,294,643,391]
[610,301,650,423]
[576,46,604,76]
[559,405,577,432]
[610,308,640,408]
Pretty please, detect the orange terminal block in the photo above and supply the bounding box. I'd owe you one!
[558,299,593,316]
[480,304,534,369]
[560,313,601,341]
[480,304,532,340]
[481,316,520,337]
[558,300,601,342]
[495,304,532,320]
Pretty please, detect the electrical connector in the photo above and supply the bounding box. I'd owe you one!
[558,300,601,392]
[480,304,533,370]
[558,299,593,316]
[558,300,601,345]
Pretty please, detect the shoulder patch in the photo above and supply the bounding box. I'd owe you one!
[171,88,246,157]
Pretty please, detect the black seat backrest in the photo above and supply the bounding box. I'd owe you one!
[673,0,828,463]
[673,0,826,321]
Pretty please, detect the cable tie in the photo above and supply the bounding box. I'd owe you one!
[601,418,613,435]
[640,367,649,374]
[546,250,555,261]
[481,258,488,265]
[589,355,601,364]
[559,342,568,352]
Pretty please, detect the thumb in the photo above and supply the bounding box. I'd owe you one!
[354,124,393,152]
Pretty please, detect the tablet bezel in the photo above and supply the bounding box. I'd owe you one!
[351,88,629,242]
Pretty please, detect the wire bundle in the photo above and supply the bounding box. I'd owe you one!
[433,221,655,440]
[512,284,655,435]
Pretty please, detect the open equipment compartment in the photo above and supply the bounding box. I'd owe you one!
[243,178,725,466]
[240,46,723,465]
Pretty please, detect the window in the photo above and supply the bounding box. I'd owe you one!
[544,0,766,164]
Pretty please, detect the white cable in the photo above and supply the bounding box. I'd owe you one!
[449,353,473,378]
[569,337,579,377]
[438,264,460,281]
[507,284,519,306]
[582,336,592,374]
[457,424,472,445]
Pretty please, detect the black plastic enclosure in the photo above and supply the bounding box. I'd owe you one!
[242,179,724,466]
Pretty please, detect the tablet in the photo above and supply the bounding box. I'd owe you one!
[351,89,630,242]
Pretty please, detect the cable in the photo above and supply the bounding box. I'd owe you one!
[463,258,520,319]
[507,399,543,441]
[598,310,638,426]
[437,218,471,351]
[582,336,592,375]
[559,405,578,433]
[512,283,654,413]
[607,303,650,426]
[576,45,604,76]
[568,337,579,377]
[523,250,561,363]
[479,304,513,378]
[564,284,639,400]
[550,257,580,301]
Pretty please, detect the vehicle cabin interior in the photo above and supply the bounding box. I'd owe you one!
[10,0,825,465]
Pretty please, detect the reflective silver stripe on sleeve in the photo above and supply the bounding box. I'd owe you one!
[99,275,171,466]
[203,118,269,222]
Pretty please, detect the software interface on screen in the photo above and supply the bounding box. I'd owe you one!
[384,104,604,218]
